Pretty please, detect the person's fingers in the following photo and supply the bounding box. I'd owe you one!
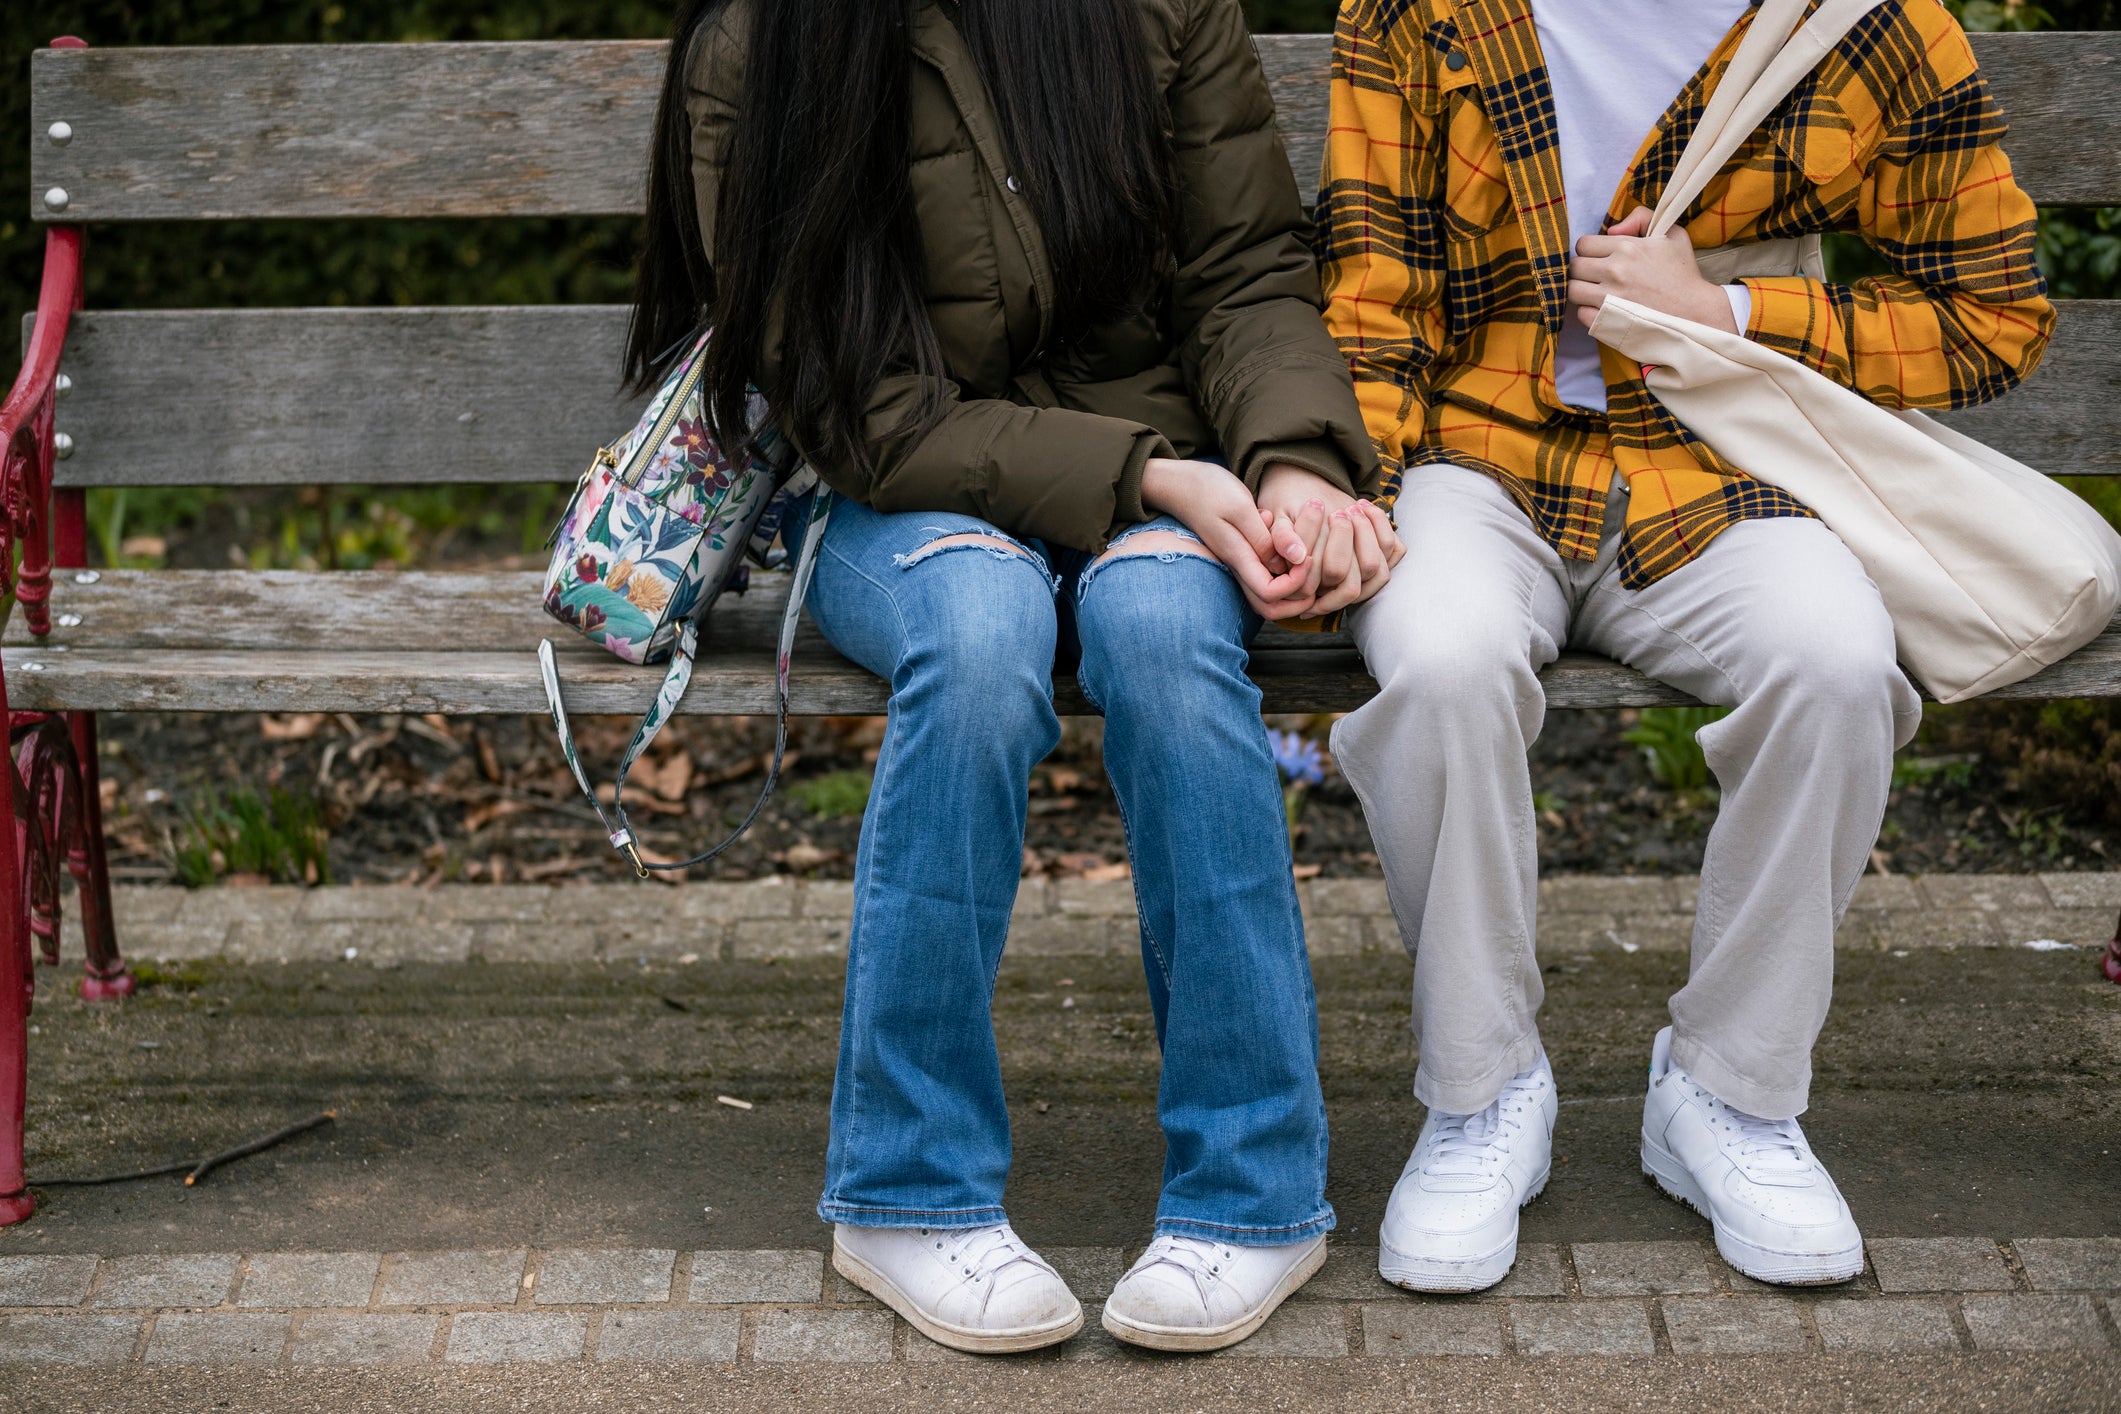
[1566,278,1609,310]
[1310,514,1366,616]
[1349,509,1386,583]
[1360,501,1407,568]
[1291,501,1329,596]
[1269,509,1309,567]
[1196,519,1282,603]
[1574,304,1599,332]
[1607,205,1654,237]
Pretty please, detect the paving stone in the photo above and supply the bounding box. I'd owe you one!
[1212,1302,1348,1358]
[1961,1295,2112,1351]
[378,1250,527,1307]
[594,1309,740,1363]
[474,922,597,962]
[1304,915,1371,956]
[1846,875,1924,911]
[282,919,475,965]
[292,1313,440,1364]
[1045,1248,1125,1303]
[0,1254,98,1306]
[679,878,797,922]
[1660,1297,1808,1354]
[1297,1246,1398,1302]
[688,1250,823,1304]
[298,887,419,922]
[752,1309,894,1363]
[134,921,237,960]
[143,1313,291,1365]
[1511,1301,1655,1356]
[421,885,557,924]
[1856,910,2010,949]
[236,1252,380,1309]
[2013,1238,2121,1292]
[178,886,306,930]
[1532,914,1622,952]
[1309,879,1390,916]
[1361,1303,1504,1356]
[1540,876,1678,914]
[1913,874,2049,910]
[799,882,857,920]
[1005,918,1121,956]
[445,1312,588,1363]
[1812,1299,1960,1352]
[825,1270,882,1307]
[535,1249,675,1305]
[1053,880,1138,918]
[1494,1245,1568,1299]
[2036,873,2121,909]
[93,1253,241,1309]
[112,886,185,926]
[1571,1242,1715,1296]
[1672,876,1701,912]
[0,1314,142,1365]
[731,920,848,959]
[1866,1237,2014,1293]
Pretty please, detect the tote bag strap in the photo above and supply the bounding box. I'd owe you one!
[1649,0,1886,238]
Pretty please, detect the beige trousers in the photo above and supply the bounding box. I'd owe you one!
[1332,464,1922,1120]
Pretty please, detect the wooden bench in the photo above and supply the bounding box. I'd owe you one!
[3,30,2117,1225]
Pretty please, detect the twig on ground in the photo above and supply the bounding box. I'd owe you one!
[34,1110,338,1188]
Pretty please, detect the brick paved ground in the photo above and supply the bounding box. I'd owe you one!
[0,1237,2113,1368]
[68,871,2121,963]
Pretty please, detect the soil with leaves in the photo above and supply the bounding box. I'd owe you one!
[99,700,2121,890]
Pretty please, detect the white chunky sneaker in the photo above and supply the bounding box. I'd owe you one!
[1640,1027,1864,1285]
[1101,1233,1326,1352]
[832,1222,1081,1353]
[1377,1050,1557,1293]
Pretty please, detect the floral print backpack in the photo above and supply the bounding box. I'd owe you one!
[538,329,831,876]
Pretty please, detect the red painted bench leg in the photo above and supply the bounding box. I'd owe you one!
[67,714,128,1000]
[0,672,37,1227]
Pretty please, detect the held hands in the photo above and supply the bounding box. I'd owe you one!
[1138,456,1403,621]
[1566,206,1738,335]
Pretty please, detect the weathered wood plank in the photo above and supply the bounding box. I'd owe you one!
[42,300,2121,488]
[29,34,2118,222]
[5,569,2120,714]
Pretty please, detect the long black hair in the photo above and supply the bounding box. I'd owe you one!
[626,0,1178,477]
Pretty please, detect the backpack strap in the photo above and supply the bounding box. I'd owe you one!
[539,489,834,877]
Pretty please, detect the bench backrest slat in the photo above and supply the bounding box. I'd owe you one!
[28,33,2120,221]
[33,300,2117,488]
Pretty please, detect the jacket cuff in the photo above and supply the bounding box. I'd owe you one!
[1105,429,1168,545]
[1740,276,1837,370]
[1242,437,1360,498]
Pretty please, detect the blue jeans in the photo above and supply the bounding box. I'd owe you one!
[789,496,1333,1246]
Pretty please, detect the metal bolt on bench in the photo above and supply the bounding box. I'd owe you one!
[5,26,2120,1230]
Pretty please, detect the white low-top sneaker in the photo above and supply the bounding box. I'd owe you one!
[832,1222,1082,1354]
[1101,1233,1326,1352]
[1640,1027,1864,1285]
[1377,1051,1557,1293]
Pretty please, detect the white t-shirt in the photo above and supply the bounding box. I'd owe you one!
[1530,0,1754,412]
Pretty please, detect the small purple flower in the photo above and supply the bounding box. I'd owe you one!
[1270,730,1325,787]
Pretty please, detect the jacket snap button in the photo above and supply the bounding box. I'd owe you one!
[1445,49,1468,71]
[1005,175,1021,193]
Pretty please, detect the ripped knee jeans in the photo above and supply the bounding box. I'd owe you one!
[790,496,1333,1247]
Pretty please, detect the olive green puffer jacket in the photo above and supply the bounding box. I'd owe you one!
[687,0,1380,552]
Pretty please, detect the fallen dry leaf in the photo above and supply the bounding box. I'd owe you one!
[518,856,590,882]
[1080,862,1131,883]
[648,751,694,802]
[1292,863,1323,880]
[260,713,327,742]
[776,842,837,871]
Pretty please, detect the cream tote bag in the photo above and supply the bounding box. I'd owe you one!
[1587,0,2121,703]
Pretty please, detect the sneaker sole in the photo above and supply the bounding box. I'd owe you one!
[1101,1236,1328,1353]
[1640,1135,1863,1286]
[831,1247,1083,1354]
[1375,1164,1549,1294]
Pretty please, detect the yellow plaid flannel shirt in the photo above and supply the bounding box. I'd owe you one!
[1318,0,2054,588]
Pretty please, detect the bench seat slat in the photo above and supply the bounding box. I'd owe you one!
[28,34,2119,221]
[4,569,2118,715]
[40,301,2121,489]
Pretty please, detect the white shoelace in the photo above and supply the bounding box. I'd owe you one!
[1680,1080,1815,1180]
[1132,1234,1233,1300]
[916,1223,1042,1287]
[1426,1066,1546,1177]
